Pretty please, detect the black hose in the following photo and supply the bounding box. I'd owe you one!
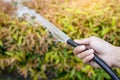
[67,39,120,80]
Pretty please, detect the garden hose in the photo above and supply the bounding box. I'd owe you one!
[67,39,120,80]
[14,2,120,79]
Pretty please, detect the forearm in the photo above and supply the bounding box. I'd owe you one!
[112,46,120,67]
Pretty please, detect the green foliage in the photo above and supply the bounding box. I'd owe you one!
[0,0,120,80]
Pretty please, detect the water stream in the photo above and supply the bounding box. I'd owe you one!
[14,1,70,43]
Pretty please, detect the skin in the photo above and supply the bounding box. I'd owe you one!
[73,36,120,68]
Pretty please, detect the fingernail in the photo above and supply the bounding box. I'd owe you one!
[80,45,86,50]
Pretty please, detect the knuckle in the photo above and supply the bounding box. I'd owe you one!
[80,50,89,58]
[79,51,87,59]
[83,54,94,64]
[74,46,83,54]
[77,54,82,59]
[73,47,78,53]
[80,45,86,50]
[89,49,94,54]
[90,36,96,40]
[90,54,94,60]
[85,50,92,55]
[73,48,77,54]
[84,51,89,56]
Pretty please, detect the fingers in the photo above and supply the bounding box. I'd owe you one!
[73,36,100,67]
[77,49,94,59]
[82,53,94,63]
[74,47,95,63]
[77,49,94,63]
[73,45,86,55]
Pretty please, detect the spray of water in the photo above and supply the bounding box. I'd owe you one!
[14,3,70,42]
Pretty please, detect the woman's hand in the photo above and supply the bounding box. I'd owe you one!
[73,36,120,68]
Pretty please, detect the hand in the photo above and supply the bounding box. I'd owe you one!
[73,36,120,68]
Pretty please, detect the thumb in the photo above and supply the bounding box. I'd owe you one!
[74,38,91,45]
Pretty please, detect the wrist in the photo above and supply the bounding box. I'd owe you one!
[112,46,120,67]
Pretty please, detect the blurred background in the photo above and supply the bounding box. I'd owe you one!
[0,0,120,80]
